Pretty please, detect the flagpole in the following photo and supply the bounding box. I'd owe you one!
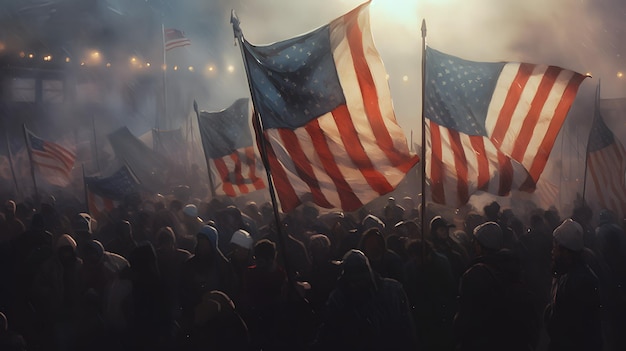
[193,100,217,199]
[22,124,39,204]
[5,128,21,199]
[231,10,294,286]
[582,83,600,204]
[420,19,427,248]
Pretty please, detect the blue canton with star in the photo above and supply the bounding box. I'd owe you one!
[28,133,46,151]
[86,166,139,200]
[587,110,614,153]
[199,98,252,159]
[425,47,505,136]
[243,25,345,130]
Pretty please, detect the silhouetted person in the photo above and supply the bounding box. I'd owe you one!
[454,222,537,351]
[0,312,26,351]
[429,215,469,285]
[544,219,603,351]
[312,249,417,350]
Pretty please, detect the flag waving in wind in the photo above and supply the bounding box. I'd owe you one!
[24,126,76,187]
[237,2,419,212]
[164,28,191,51]
[586,95,626,218]
[197,98,266,196]
[85,164,140,218]
[424,47,587,207]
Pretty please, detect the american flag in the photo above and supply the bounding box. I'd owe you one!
[424,47,587,207]
[586,96,626,219]
[239,2,419,212]
[197,98,266,196]
[84,165,140,218]
[164,28,191,51]
[25,127,76,187]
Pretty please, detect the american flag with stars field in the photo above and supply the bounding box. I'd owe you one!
[424,47,587,207]
[239,1,419,212]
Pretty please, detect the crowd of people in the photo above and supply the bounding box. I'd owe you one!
[0,187,625,350]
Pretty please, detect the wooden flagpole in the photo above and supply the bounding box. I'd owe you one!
[230,10,294,285]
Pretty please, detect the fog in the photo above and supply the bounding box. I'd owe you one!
[1,0,625,213]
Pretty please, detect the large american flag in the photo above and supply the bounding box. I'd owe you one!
[25,127,76,187]
[239,2,419,213]
[425,47,587,207]
[586,96,626,219]
[164,28,191,51]
[197,98,266,197]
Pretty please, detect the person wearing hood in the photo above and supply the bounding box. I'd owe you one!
[179,225,236,338]
[454,222,538,351]
[544,219,603,351]
[312,249,417,350]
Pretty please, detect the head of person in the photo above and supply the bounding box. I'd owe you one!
[359,227,386,262]
[196,225,219,258]
[4,200,16,219]
[229,229,254,261]
[56,234,78,265]
[253,239,277,270]
[483,201,501,221]
[472,221,503,256]
[552,218,584,273]
[430,215,455,241]
[156,226,177,250]
[339,249,377,299]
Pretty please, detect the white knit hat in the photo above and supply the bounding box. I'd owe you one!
[230,229,254,250]
[553,218,584,252]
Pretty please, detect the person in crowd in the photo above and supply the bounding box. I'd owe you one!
[179,204,203,251]
[154,226,191,318]
[483,201,518,250]
[32,234,83,350]
[312,249,417,350]
[544,219,603,351]
[593,209,626,350]
[454,221,538,351]
[429,215,469,285]
[226,229,255,302]
[404,238,456,351]
[179,225,236,335]
[104,220,137,259]
[358,227,404,283]
[241,239,288,350]
[301,234,342,318]
[0,312,26,351]
[383,196,405,232]
[123,242,174,350]
[1,200,25,244]
[190,290,251,350]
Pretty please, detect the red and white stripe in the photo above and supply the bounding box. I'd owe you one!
[426,120,530,207]
[164,28,191,51]
[261,3,419,212]
[210,146,266,197]
[30,140,76,187]
[485,63,587,189]
[87,188,116,219]
[588,140,626,219]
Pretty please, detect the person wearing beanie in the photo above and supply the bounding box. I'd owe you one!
[544,218,602,351]
[454,221,538,351]
[227,229,255,301]
[179,225,236,337]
